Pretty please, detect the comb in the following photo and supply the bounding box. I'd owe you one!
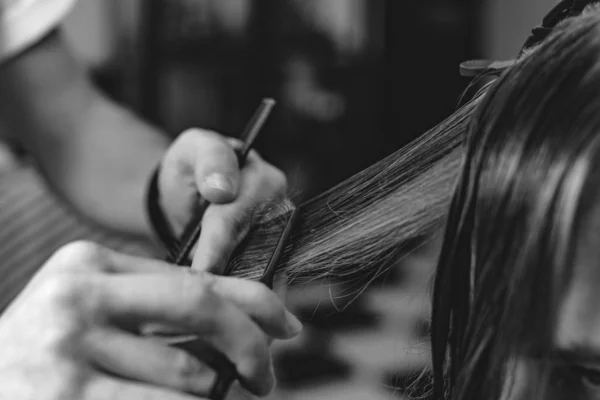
[166,98,276,265]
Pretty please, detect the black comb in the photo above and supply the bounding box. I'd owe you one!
[166,98,276,265]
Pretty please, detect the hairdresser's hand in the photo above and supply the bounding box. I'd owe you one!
[0,241,302,400]
[158,128,287,272]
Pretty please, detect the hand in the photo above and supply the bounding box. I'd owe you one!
[158,128,287,272]
[0,241,302,400]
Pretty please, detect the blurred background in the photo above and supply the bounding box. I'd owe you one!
[3,0,559,399]
[57,0,549,201]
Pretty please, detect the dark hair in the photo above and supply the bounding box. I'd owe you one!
[432,6,600,399]
[225,4,600,400]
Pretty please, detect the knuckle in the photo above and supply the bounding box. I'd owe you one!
[38,322,76,356]
[249,282,276,308]
[246,333,270,367]
[50,241,104,270]
[238,334,273,395]
[172,351,207,387]
[179,128,221,146]
[274,303,289,327]
[175,271,227,330]
[252,284,287,325]
[39,273,103,318]
[34,277,96,353]
[180,270,218,308]
[40,274,88,306]
[248,328,270,358]
[179,127,206,140]
[225,211,251,239]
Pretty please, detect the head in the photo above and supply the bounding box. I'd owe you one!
[432,6,600,400]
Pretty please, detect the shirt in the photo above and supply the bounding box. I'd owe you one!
[0,0,76,64]
[0,0,151,311]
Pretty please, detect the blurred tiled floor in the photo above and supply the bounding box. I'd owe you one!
[264,243,438,400]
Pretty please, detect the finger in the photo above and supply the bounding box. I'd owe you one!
[192,161,286,273]
[40,242,173,277]
[97,275,276,395]
[209,275,301,337]
[84,375,206,400]
[190,159,261,273]
[103,248,183,274]
[43,241,179,275]
[98,271,301,339]
[190,201,252,274]
[183,128,242,202]
[167,335,274,397]
[84,327,215,397]
[143,272,296,339]
[158,129,240,232]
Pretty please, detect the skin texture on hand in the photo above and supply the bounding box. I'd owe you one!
[158,129,288,273]
[0,28,293,398]
[0,30,289,268]
[0,241,301,400]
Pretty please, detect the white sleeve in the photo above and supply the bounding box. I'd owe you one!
[0,0,77,64]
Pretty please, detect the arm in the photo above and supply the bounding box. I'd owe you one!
[0,29,289,270]
[0,30,169,241]
[0,241,301,399]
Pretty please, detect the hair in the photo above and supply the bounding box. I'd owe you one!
[226,86,486,288]
[432,6,600,400]
[226,5,600,400]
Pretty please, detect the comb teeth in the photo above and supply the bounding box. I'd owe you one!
[258,207,300,288]
[224,200,297,280]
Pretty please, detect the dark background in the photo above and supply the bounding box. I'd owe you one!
[92,0,481,202]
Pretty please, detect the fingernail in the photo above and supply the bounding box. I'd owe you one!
[285,310,303,335]
[203,173,235,193]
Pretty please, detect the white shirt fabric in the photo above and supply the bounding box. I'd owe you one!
[0,0,76,64]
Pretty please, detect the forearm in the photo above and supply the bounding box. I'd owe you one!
[0,30,169,241]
